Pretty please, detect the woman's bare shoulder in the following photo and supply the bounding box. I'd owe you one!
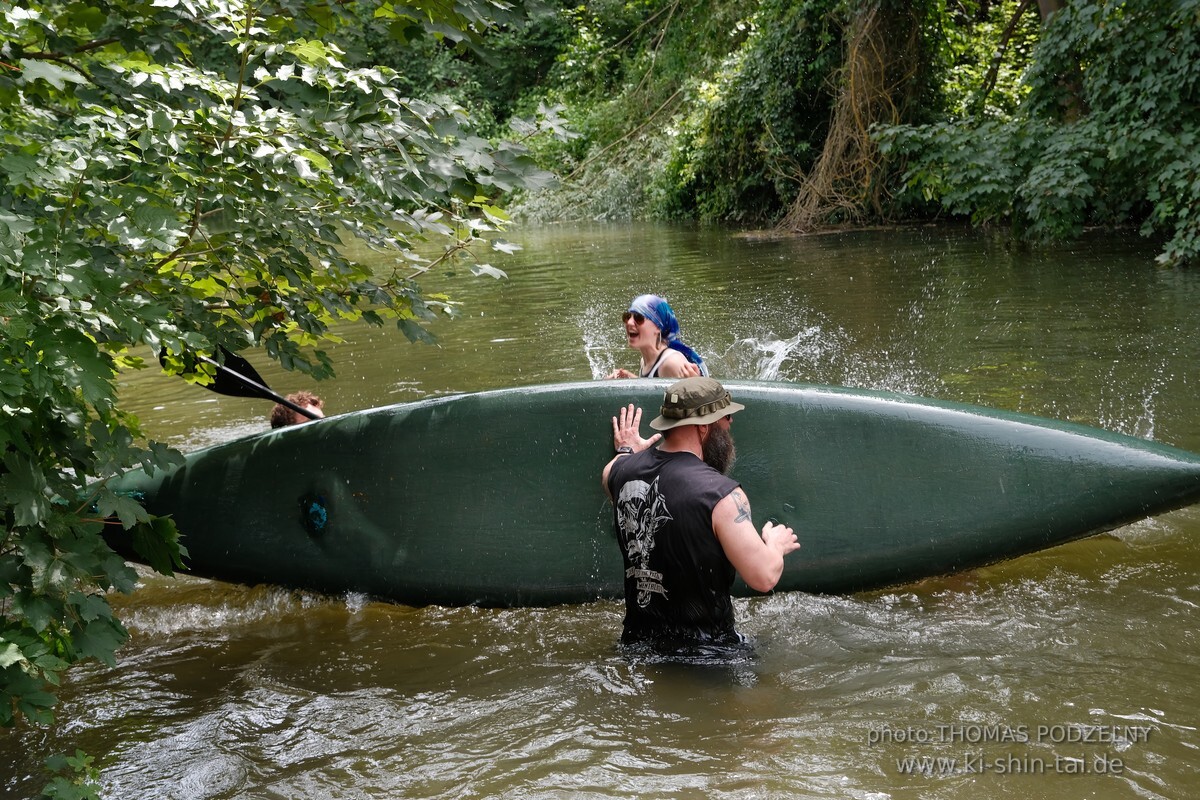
[657,349,699,378]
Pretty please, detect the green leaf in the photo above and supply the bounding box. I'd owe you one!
[0,643,25,670]
[288,39,334,66]
[43,749,103,799]
[94,487,151,528]
[17,693,58,726]
[468,262,507,279]
[38,331,117,408]
[296,149,332,172]
[1,453,51,527]
[17,59,88,90]
[69,593,113,624]
[0,211,34,266]
[398,318,437,344]
[13,592,58,633]
[130,517,187,575]
[69,617,127,667]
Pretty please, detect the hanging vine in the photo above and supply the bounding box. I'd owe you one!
[777,2,926,232]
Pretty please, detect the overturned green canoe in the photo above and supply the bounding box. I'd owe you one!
[108,381,1200,606]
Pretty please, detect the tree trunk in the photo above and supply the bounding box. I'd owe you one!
[1037,0,1085,121]
[974,0,1036,116]
[1037,0,1066,21]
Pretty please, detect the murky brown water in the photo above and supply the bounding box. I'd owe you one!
[4,224,1199,798]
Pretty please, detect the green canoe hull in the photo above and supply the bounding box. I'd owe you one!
[108,381,1200,606]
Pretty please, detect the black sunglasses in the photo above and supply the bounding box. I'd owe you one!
[622,311,646,325]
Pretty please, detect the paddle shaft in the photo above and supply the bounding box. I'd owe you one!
[197,354,321,420]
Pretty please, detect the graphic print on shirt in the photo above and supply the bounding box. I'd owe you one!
[615,477,672,607]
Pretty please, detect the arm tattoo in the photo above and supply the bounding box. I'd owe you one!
[732,489,751,524]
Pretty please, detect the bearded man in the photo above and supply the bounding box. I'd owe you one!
[601,377,800,657]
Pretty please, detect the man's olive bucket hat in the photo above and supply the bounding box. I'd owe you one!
[649,377,745,431]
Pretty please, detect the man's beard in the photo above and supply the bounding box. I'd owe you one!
[702,425,736,474]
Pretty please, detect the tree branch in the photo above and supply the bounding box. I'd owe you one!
[973,0,1035,116]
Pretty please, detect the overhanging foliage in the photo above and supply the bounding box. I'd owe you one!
[0,0,569,756]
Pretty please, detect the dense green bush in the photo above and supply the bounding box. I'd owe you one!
[514,0,851,223]
[658,0,844,222]
[878,0,1200,265]
[338,1,572,136]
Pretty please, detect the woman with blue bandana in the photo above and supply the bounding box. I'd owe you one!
[606,294,709,379]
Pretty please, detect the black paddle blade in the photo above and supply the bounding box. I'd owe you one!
[204,348,271,399]
[162,345,321,420]
[160,346,269,400]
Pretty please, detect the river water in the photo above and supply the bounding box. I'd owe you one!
[5,224,1200,798]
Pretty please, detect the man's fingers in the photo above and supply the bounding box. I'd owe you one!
[619,403,639,429]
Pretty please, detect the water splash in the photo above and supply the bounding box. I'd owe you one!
[579,300,620,380]
[112,575,351,639]
[1097,358,1167,440]
[1099,386,1159,441]
[719,327,829,382]
[711,321,940,398]
[578,291,942,396]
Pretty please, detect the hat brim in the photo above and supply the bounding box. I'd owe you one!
[649,401,744,431]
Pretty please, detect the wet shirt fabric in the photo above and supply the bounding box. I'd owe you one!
[607,448,742,655]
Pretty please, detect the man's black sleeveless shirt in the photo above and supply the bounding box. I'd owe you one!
[607,448,741,647]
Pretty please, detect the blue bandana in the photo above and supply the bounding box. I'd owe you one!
[628,294,707,374]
